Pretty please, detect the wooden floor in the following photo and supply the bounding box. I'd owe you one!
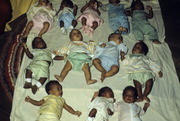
[0,0,180,121]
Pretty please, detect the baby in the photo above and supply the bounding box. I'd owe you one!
[78,0,103,37]
[93,33,128,81]
[56,0,78,34]
[22,37,65,94]
[20,0,55,39]
[114,86,150,121]
[125,0,161,44]
[25,80,82,120]
[122,41,163,102]
[54,29,97,85]
[100,0,130,34]
[86,86,115,121]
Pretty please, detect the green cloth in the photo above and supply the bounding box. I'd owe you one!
[67,52,92,71]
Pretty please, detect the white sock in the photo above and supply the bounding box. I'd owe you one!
[25,78,31,83]
[60,27,67,35]
[36,82,42,88]
[86,117,94,121]
[68,25,74,33]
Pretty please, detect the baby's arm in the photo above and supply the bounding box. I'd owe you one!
[21,42,34,59]
[124,8,132,16]
[81,2,90,13]
[63,102,82,117]
[73,4,78,16]
[120,51,126,61]
[149,58,163,78]
[145,5,153,19]
[143,102,150,112]
[25,96,45,106]
[107,108,114,115]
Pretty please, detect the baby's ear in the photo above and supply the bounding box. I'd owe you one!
[49,90,53,94]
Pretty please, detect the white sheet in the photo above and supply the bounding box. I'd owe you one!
[10,0,180,121]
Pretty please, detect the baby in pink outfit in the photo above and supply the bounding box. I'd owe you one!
[78,0,103,37]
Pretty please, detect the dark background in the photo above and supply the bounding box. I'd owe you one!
[0,0,180,121]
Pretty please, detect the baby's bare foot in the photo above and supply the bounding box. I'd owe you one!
[100,72,106,82]
[87,79,97,85]
[143,96,151,102]
[54,75,63,82]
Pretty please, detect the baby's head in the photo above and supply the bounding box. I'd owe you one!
[122,86,138,103]
[108,33,123,45]
[109,0,120,4]
[131,0,144,10]
[61,0,74,8]
[89,0,99,8]
[69,29,83,42]
[32,37,47,49]
[98,86,114,99]
[45,80,63,97]
[132,41,148,55]
[38,0,49,6]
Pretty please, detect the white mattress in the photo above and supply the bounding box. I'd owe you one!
[10,0,180,121]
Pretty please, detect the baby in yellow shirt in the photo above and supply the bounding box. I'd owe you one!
[25,80,82,120]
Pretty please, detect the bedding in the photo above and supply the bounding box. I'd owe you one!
[10,0,180,121]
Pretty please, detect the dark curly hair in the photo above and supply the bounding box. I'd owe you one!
[98,86,114,98]
[122,86,138,99]
[45,80,62,94]
[136,41,149,55]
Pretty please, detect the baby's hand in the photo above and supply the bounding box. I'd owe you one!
[146,5,152,11]
[158,71,163,78]
[100,43,106,48]
[144,102,150,108]
[25,96,31,102]
[63,54,68,59]
[93,91,99,98]
[107,108,114,115]
[74,111,82,117]
[74,4,78,10]
[53,50,60,55]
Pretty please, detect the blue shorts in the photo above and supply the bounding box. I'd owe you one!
[98,55,118,71]
[58,12,75,29]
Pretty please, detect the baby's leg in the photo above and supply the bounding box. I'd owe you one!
[143,79,153,102]
[54,60,72,82]
[72,20,77,28]
[24,69,33,89]
[60,20,64,28]
[89,108,97,117]
[93,58,106,82]
[105,65,119,77]
[22,21,34,38]
[133,80,143,102]
[82,63,97,85]
[91,21,98,30]
[59,20,67,35]
[38,22,50,37]
[31,77,47,94]
[81,17,87,26]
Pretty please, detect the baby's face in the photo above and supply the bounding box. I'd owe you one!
[104,91,114,99]
[110,34,123,45]
[70,29,83,41]
[123,90,136,103]
[33,38,47,49]
[50,84,63,97]
[132,43,144,54]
